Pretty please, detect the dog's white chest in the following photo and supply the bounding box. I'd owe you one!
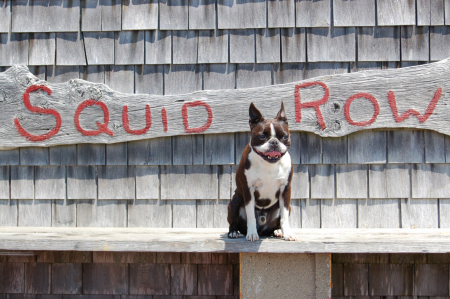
[245,151,291,208]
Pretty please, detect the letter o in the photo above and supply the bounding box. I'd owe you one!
[344,93,380,127]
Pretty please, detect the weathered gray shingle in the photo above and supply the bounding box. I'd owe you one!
[105,65,135,93]
[115,31,145,65]
[272,63,305,85]
[81,0,101,31]
[12,0,80,32]
[307,27,355,62]
[236,63,271,89]
[173,30,198,64]
[296,0,330,27]
[173,135,195,165]
[218,0,266,29]
[0,149,19,166]
[84,32,115,65]
[56,32,87,66]
[430,26,450,61]
[160,0,189,30]
[336,165,368,199]
[81,65,105,83]
[401,26,429,61]
[135,65,164,95]
[46,66,79,83]
[145,30,172,65]
[20,147,49,165]
[106,143,128,165]
[304,62,348,79]
[164,64,202,95]
[358,198,401,228]
[376,0,416,26]
[0,166,9,199]
[77,144,105,165]
[281,28,306,63]
[333,0,375,27]
[424,131,445,163]
[412,164,450,198]
[204,134,235,165]
[322,136,347,164]
[348,131,386,164]
[101,0,122,31]
[136,166,159,199]
[49,145,77,165]
[230,29,255,63]
[268,0,295,28]
[417,0,445,26]
[198,30,229,64]
[0,0,11,33]
[35,166,65,200]
[189,0,215,29]
[358,27,400,62]
[321,199,358,228]
[0,33,28,66]
[387,130,424,163]
[369,164,410,199]
[256,29,280,63]
[203,64,236,90]
[67,166,97,200]
[127,138,172,165]
[28,33,55,65]
[122,0,158,30]
[300,132,322,164]
[310,164,334,199]
[10,166,34,200]
[98,166,135,200]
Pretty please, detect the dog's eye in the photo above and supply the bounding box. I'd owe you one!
[283,135,288,140]
[259,134,266,140]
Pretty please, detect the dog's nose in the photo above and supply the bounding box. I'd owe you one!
[269,139,278,145]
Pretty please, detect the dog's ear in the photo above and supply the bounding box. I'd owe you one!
[249,103,264,128]
[276,102,288,124]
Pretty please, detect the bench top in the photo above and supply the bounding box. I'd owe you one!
[0,227,449,253]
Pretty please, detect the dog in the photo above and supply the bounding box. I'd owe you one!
[227,102,297,241]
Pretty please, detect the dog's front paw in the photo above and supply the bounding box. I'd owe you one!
[283,231,298,241]
[246,230,259,241]
[273,229,283,238]
[228,231,240,238]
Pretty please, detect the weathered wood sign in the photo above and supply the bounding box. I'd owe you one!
[0,60,449,149]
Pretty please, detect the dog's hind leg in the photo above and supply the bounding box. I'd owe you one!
[227,193,244,238]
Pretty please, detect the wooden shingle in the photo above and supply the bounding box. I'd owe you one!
[336,165,367,199]
[333,0,375,27]
[18,199,52,226]
[217,0,266,29]
[46,66,79,83]
[307,27,355,62]
[213,200,229,228]
[198,30,229,64]
[106,143,128,165]
[204,133,235,165]
[289,132,301,164]
[80,65,105,83]
[122,0,158,30]
[230,29,255,63]
[173,30,198,64]
[98,166,135,200]
[301,198,320,228]
[417,0,445,26]
[289,199,301,228]
[304,62,349,79]
[56,32,86,66]
[376,0,416,26]
[321,199,357,228]
[135,166,159,199]
[49,145,77,166]
[203,64,236,90]
[0,263,24,292]
[128,199,172,227]
[160,0,189,30]
[369,164,410,199]
[10,166,34,200]
[83,32,115,65]
[67,166,97,200]
[127,138,172,165]
[12,0,80,32]
[358,198,401,228]
[300,132,322,164]
[101,0,122,31]
[387,130,424,163]
[0,0,11,33]
[268,0,294,28]
[0,149,19,166]
[439,199,450,228]
[198,264,233,295]
[0,33,28,66]
[401,26,429,61]
[51,263,82,294]
[76,199,127,227]
[114,31,145,65]
[235,63,271,89]
[369,264,413,296]
[145,30,172,65]
[83,263,128,294]
[322,136,347,164]
[358,26,400,61]
[424,130,445,163]
[173,200,197,227]
[414,264,449,296]
[272,63,305,85]
[0,166,8,200]
[164,64,202,95]
[310,164,334,199]
[281,28,306,63]
[173,135,195,165]
[24,263,51,294]
[256,29,280,63]
[81,0,101,31]
[235,132,250,164]
[197,199,215,228]
[28,65,46,80]
[401,198,438,228]
[129,263,170,295]
[52,199,78,227]
[28,33,55,65]
[343,264,369,296]
[189,0,215,29]
[20,147,49,166]
[77,144,105,165]
[135,65,164,95]
[105,65,135,93]
[348,131,386,164]
[412,164,450,198]
[291,164,309,199]
[430,26,450,61]
[170,264,198,295]
[296,0,330,27]
[218,165,232,200]
[35,166,65,200]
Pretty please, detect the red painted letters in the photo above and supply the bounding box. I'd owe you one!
[182,101,213,133]
[344,93,380,127]
[295,81,329,130]
[161,107,168,132]
[388,88,442,123]
[122,104,152,135]
[74,99,114,136]
[14,85,62,142]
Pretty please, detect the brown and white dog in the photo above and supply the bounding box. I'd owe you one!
[227,102,297,241]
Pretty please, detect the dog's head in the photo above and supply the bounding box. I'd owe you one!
[248,102,290,163]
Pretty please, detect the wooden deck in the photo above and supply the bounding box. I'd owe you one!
[1,227,450,253]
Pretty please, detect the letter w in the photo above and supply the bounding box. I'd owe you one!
[388,88,442,123]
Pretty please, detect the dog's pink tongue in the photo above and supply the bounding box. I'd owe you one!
[265,151,281,158]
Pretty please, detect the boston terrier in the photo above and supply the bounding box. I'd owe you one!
[227,102,297,241]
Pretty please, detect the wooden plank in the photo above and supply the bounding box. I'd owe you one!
[343,264,368,296]
[128,199,172,227]
[81,0,101,31]
[301,199,321,228]
[24,263,51,294]
[368,264,413,296]
[332,263,343,297]
[129,263,170,294]
[358,198,400,228]
[173,30,198,64]
[98,166,135,200]
[412,164,450,198]
[322,136,347,164]
[67,166,97,200]
[333,0,375,27]
[170,263,198,295]
[105,65,135,93]
[160,0,188,30]
[348,131,386,164]
[145,30,172,65]
[197,200,215,228]
[51,263,82,294]
[336,165,367,199]
[83,263,128,294]
[300,132,322,164]
[122,0,158,30]
[268,0,294,28]
[198,30,228,64]
[291,164,309,199]
[0,262,24,293]
[189,0,215,29]
[77,144,105,165]
[83,32,115,65]
[28,33,55,66]
[173,200,197,228]
[114,31,144,65]
[0,199,18,226]
[20,148,49,166]
[11,0,80,32]
[369,164,410,199]
[387,130,424,163]
[424,130,445,163]
[101,0,122,31]
[236,63,271,88]
[164,64,202,95]
[321,199,357,228]
[310,164,334,199]
[18,200,52,227]
[296,0,330,27]
[106,143,127,165]
[401,198,439,228]
[135,166,159,200]
[35,166,65,200]
[376,0,416,26]
[307,27,355,62]
[198,264,233,295]
[217,0,266,29]
[0,166,8,199]
[414,264,449,296]
[204,133,235,165]
[401,26,429,61]
[77,199,127,227]
[273,63,305,85]
[46,66,79,83]
[52,199,76,227]
[0,33,28,66]
[49,145,77,165]
[203,64,236,90]
[430,26,450,61]
[56,32,86,66]
[135,65,164,95]
[0,0,11,33]
[161,165,218,200]
[92,251,155,263]
[256,28,280,63]
[181,252,212,263]
[128,138,172,165]
[358,26,400,61]
[0,149,19,165]
[230,29,255,64]
[10,166,34,200]
[280,28,306,63]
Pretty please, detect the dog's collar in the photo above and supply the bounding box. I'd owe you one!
[252,147,287,163]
